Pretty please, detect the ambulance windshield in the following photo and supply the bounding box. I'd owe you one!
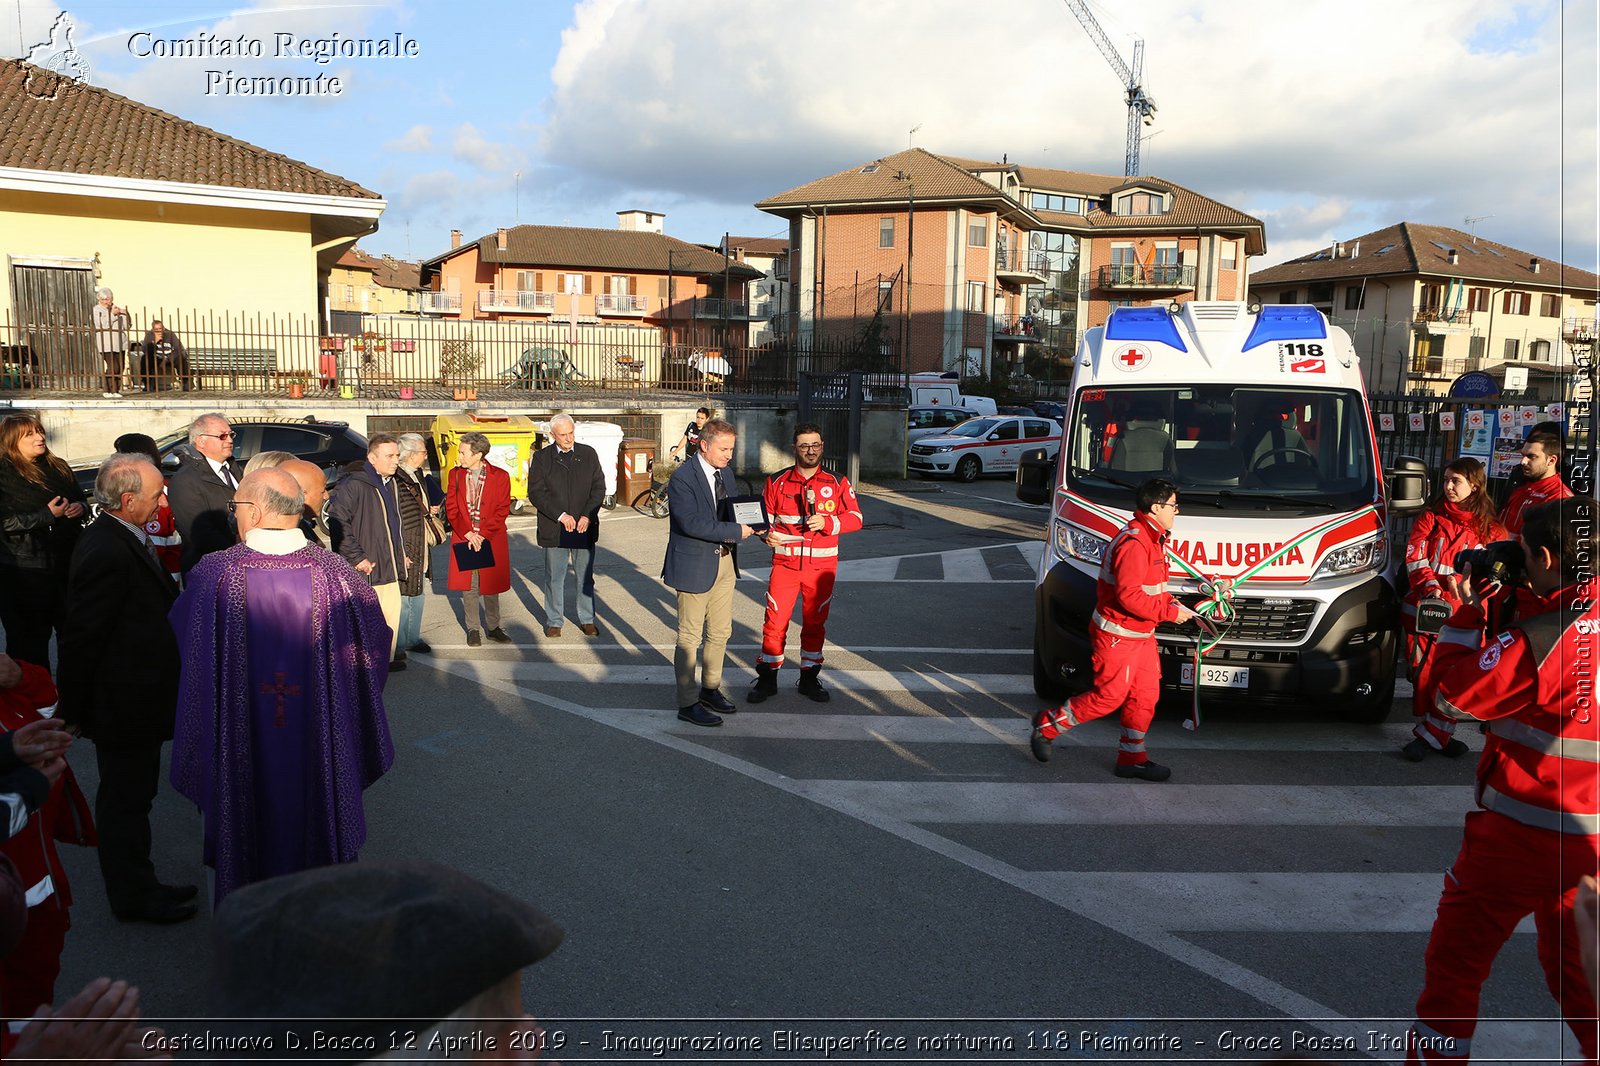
[1064,385,1376,512]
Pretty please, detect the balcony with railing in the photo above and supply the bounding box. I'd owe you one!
[478,289,556,313]
[1414,307,1473,331]
[693,298,764,319]
[418,291,463,314]
[995,249,1049,283]
[1097,263,1196,292]
[992,313,1041,343]
[595,293,649,316]
[1563,315,1599,344]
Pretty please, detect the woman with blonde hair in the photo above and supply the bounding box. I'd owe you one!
[1401,455,1505,762]
[0,414,87,667]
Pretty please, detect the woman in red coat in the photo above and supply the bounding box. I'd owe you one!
[1401,456,1505,761]
[445,432,511,647]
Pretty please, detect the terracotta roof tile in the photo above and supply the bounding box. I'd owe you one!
[759,148,1265,252]
[372,255,421,291]
[725,236,788,257]
[1252,222,1600,292]
[426,224,762,280]
[0,58,378,199]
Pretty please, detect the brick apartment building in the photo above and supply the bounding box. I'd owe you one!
[756,148,1264,380]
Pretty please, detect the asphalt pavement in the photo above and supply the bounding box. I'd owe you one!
[45,477,1583,1064]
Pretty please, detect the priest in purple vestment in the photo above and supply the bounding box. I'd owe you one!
[169,468,394,906]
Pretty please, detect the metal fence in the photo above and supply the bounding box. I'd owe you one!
[0,308,900,400]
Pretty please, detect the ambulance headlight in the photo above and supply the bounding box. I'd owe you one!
[930,445,954,454]
[1054,523,1107,565]
[1311,534,1388,580]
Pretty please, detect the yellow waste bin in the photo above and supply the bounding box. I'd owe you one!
[432,412,542,513]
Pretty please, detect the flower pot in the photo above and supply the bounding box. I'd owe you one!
[339,384,356,399]
[287,382,306,399]
[398,385,415,400]
[452,386,468,401]
[464,387,478,401]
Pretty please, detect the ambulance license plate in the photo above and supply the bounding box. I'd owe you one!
[1181,663,1249,689]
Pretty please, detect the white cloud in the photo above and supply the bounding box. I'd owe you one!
[385,123,434,152]
[538,0,1597,271]
[450,122,521,175]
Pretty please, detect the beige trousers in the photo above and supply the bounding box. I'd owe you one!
[674,553,735,707]
[373,581,401,659]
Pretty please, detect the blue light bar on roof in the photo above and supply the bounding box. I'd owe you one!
[1242,305,1328,351]
[1104,307,1187,352]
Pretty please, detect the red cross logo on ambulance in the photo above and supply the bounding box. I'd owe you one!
[1113,343,1151,373]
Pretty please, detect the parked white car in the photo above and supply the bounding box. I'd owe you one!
[908,415,1062,482]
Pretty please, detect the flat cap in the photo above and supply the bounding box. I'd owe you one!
[213,860,563,1049]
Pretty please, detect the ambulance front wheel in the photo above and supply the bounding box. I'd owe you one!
[954,455,981,483]
[1033,646,1067,700]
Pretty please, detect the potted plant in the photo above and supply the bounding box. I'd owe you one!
[398,384,416,400]
[285,375,309,400]
[439,332,483,393]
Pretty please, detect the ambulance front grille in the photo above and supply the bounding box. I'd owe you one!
[1158,596,1317,643]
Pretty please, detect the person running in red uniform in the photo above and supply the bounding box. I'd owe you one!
[748,423,863,704]
[1400,456,1506,762]
[1028,478,1213,781]
[1405,496,1599,1064]
[1499,429,1571,537]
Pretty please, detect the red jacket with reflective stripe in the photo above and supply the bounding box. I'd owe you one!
[1500,474,1573,537]
[762,465,862,569]
[1403,508,1504,608]
[1092,512,1180,639]
[1426,579,1600,835]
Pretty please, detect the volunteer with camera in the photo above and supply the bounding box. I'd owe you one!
[1399,457,1506,762]
[1405,496,1600,1065]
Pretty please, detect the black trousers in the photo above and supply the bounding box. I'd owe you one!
[0,566,62,672]
[93,742,163,912]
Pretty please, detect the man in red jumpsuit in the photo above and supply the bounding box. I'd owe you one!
[1500,429,1572,537]
[1029,478,1212,781]
[1406,496,1599,1064]
[748,423,863,704]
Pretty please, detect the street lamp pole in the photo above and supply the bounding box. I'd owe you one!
[893,170,914,370]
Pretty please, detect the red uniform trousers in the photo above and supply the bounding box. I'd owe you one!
[0,898,68,1018]
[759,564,836,670]
[1407,810,1600,1063]
[1401,614,1457,750]
[1040,627,1159,767]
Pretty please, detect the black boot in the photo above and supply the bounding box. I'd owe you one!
[747,663,779,704]
[797,665,830,703]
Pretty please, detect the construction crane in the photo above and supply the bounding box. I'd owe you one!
[1062,0,1157,177]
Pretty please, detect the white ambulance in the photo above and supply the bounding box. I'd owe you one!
[1016,302,1427,721]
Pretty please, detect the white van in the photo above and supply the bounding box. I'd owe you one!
[908,372,997,415]
[1016,302,1427,722]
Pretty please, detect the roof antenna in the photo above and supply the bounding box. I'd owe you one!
[1464,214,1493,240]
[908,123,921,149]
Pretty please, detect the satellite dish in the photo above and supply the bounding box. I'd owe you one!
[1029,232,1044,249]
[1027,297,1043,314]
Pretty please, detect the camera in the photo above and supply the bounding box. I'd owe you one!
[1454,540,1526,589]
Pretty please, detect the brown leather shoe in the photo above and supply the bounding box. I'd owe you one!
[579,623,599,637]
[544,626,562,638]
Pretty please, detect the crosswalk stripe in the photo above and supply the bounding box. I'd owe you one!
[741,541,1040,583]
[669,712,1443,752]
[476,662,1037,694]
[791,780,1472,827]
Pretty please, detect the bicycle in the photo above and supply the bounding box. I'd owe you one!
[632,456,672,519]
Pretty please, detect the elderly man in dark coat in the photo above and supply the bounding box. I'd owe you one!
[527,414,605,638]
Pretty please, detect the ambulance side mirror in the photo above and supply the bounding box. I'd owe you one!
[1016,447,1054,505]
[1385,454,1429,516]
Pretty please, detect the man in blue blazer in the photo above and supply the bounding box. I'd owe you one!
[661,419,754,726]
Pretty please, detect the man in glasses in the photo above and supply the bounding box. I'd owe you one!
[1029,478,1213,780]
[167,412,244,575]
[748,423,863,705]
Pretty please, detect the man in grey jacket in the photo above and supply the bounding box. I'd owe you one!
[327,434,406,659]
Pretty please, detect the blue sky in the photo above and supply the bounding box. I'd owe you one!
[7,0,1597,274]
